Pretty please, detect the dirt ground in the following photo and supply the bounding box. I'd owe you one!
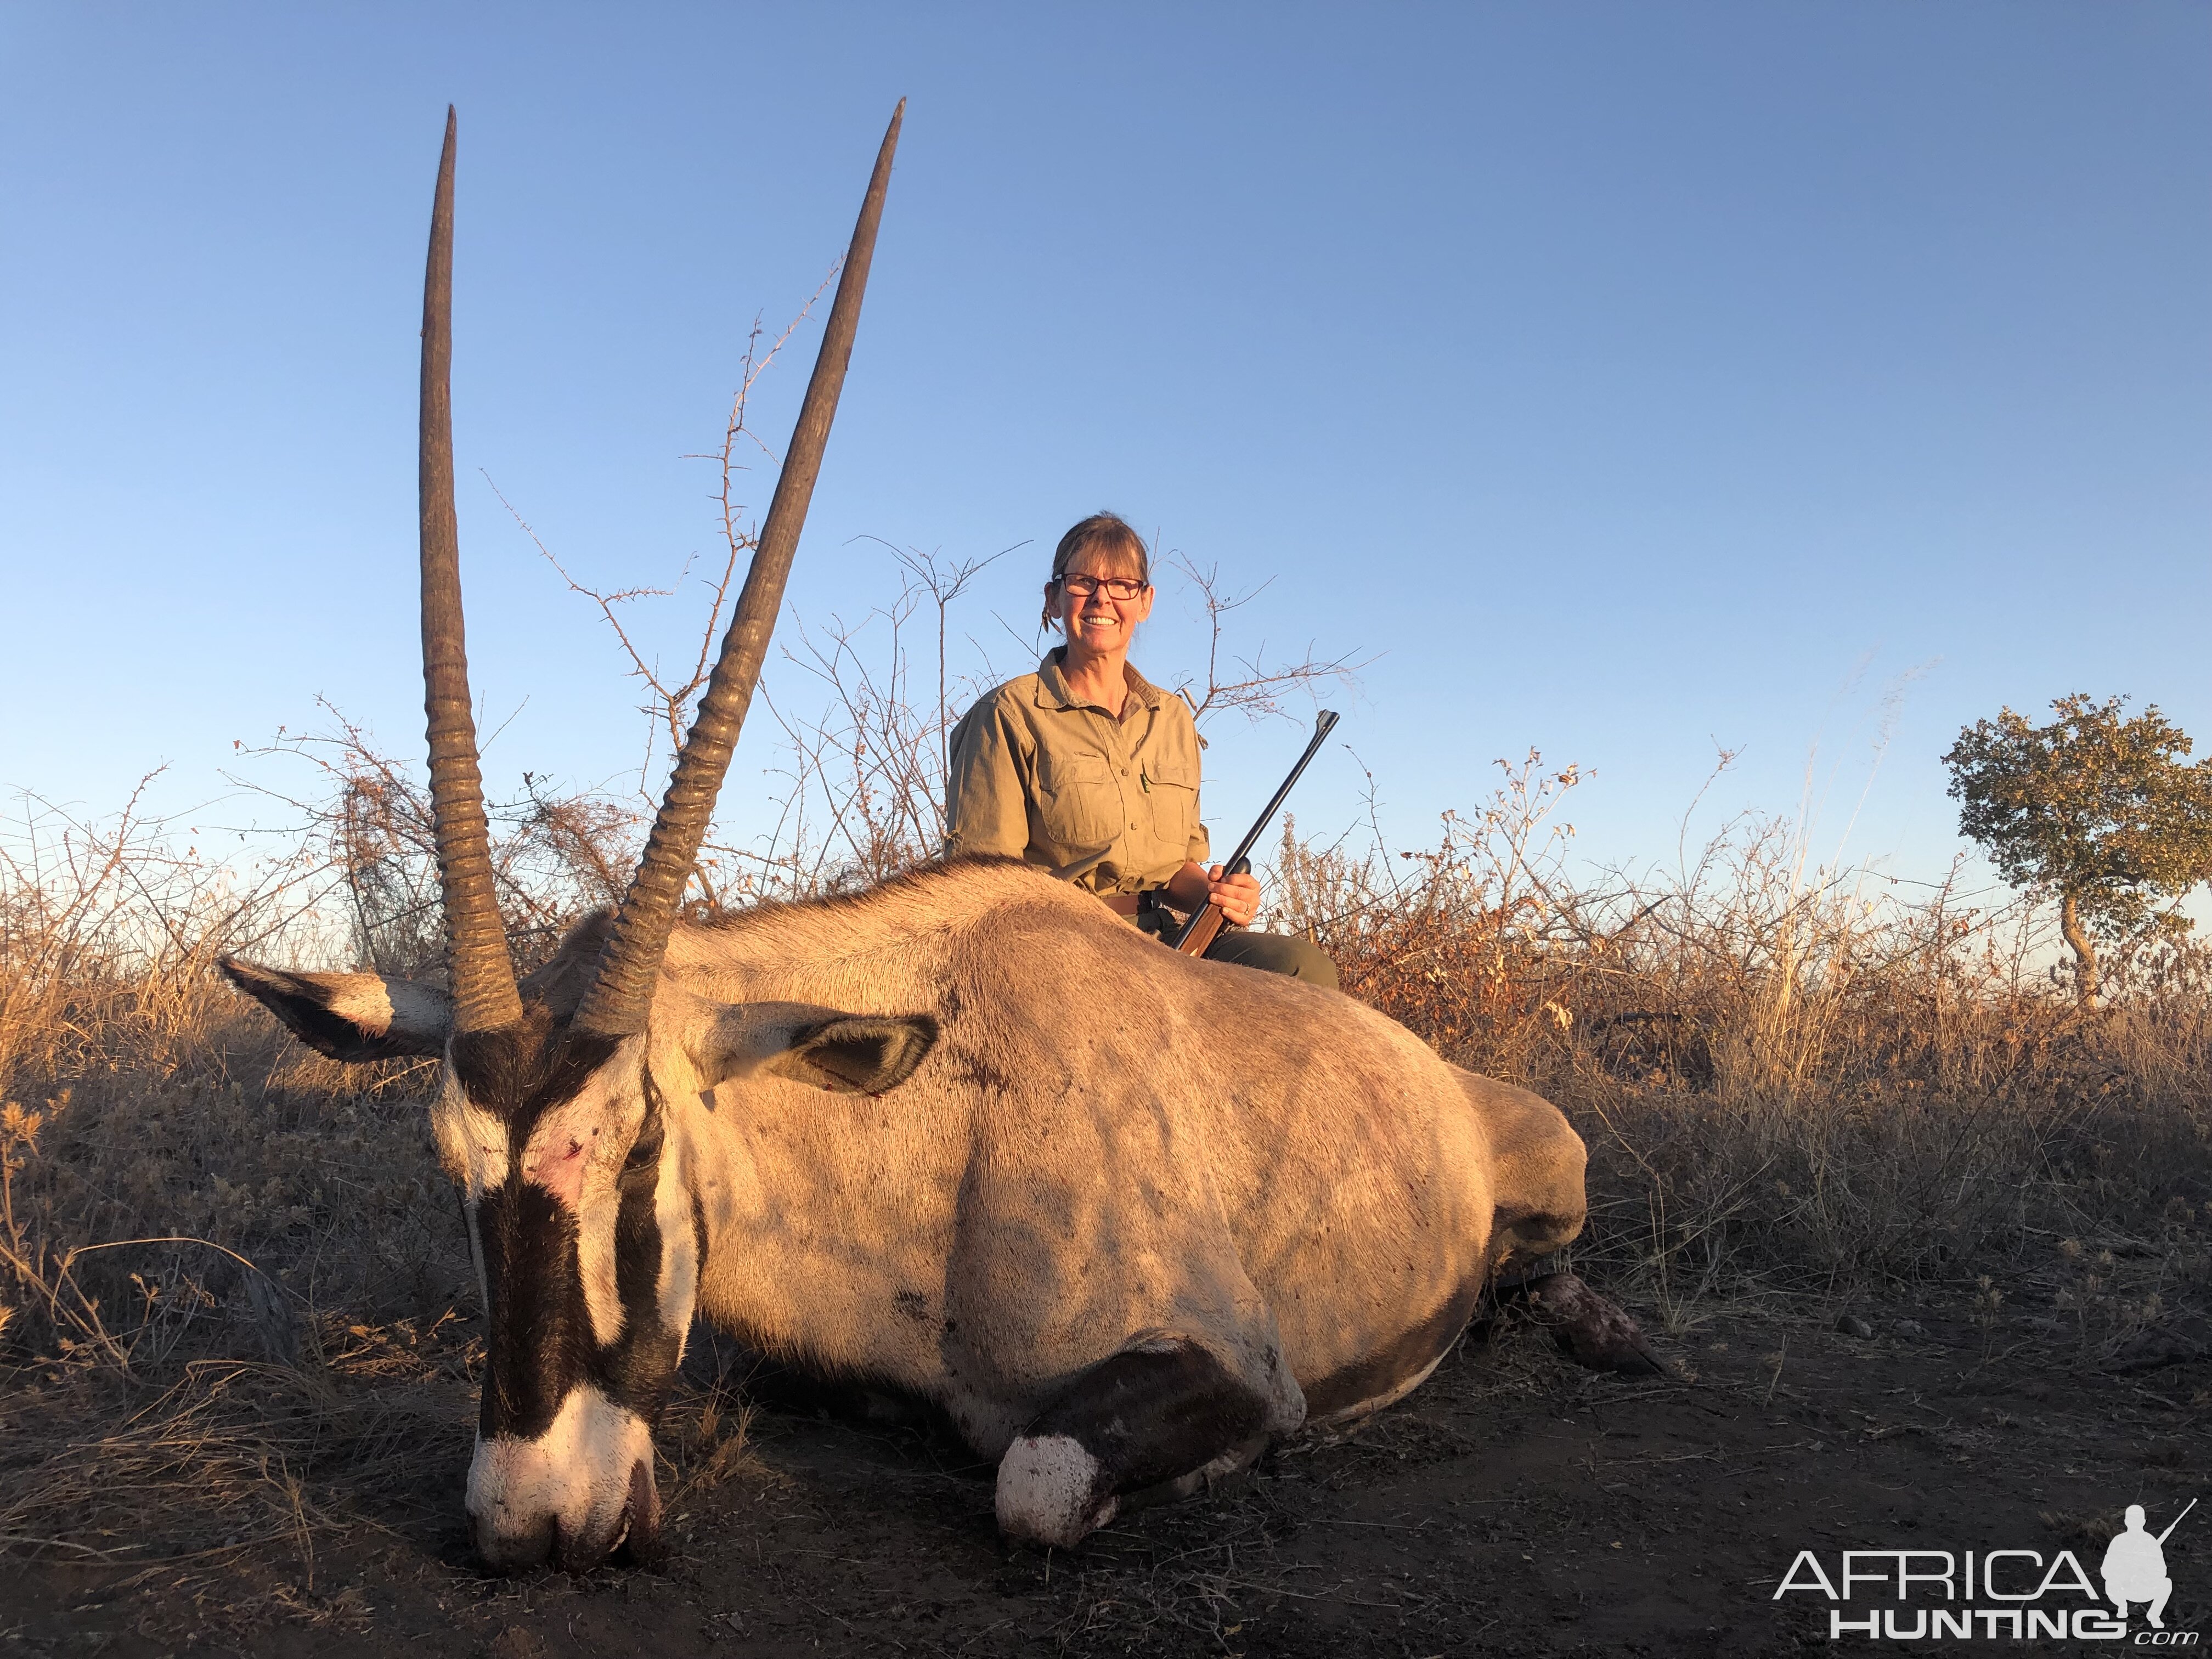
[5,1295,2205,1659]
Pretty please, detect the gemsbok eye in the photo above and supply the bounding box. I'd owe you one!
[621,1123,662,1172]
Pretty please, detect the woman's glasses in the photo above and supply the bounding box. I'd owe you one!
[1057,573,1149,601]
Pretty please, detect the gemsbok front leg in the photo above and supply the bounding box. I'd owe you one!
[995,1336,1283,1549]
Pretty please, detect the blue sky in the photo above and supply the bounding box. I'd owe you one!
[4,3,2207,893]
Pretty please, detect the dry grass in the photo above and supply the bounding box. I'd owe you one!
[1275,754,2212,1340]
[0,793,478,1581]
[2,736,2207,1601]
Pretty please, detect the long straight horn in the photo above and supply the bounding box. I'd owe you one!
[419,107,523,1034]
[573,100,905,1039]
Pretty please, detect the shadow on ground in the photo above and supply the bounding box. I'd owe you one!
[6,1296,2204,1657]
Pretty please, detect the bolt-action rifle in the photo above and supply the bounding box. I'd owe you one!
[1169,710,1340,958]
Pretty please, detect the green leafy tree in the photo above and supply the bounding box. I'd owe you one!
[1944,695,2212,1006]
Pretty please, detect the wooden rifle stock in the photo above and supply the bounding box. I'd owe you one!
[1171,710,1340,956]
[1170,859,1244,957]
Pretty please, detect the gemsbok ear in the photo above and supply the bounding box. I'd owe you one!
[219,958,453,1062]
[691,1001,939,1097]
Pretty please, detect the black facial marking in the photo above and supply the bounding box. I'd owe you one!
[589,1069,681,1419]
[1025,1339,1270,1502]
[1302,1273,1486,1419]
[622,1076,665,1172]
[450,1012,623,1138]
[477,1179,586,1439]
[458,1006,687,1441]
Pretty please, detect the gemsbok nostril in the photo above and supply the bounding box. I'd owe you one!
[617,1459,661,1564]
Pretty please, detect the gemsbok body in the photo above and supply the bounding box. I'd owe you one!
[224,104,1654,1573]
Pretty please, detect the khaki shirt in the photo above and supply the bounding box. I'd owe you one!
[945,650,1210,897]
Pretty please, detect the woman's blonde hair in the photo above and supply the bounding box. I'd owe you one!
[1042,512,1152,630]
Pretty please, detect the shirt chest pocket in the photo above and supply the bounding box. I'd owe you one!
[1139,755,1200,853]
[1035,748,1122,851]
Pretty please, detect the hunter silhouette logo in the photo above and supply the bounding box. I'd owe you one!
[1774,1497,2199,1643]
[2106,1501,2194,1632]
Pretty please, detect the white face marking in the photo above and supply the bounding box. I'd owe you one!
[430,1074,507,1316]
[467,1383,653,1564]
[995,1433,1114,1549]
[653,1136,697,1346]
[429,1072,509,1198]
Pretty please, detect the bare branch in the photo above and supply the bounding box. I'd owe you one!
[1163,554,1372,728]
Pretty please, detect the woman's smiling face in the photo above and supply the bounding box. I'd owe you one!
[1048,551,1154,659]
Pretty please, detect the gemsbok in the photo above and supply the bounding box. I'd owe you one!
[223,103,1656,1573]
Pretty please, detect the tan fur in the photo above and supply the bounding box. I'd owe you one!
[612,857,1590,1455]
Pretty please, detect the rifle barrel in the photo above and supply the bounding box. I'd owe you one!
[1168,710,1339,952]
[1222,710,1340,874]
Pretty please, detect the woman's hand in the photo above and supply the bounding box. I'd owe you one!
[1167,862,1260,928]
[1210,865,1261,927]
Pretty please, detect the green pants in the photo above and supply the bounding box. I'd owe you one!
[1205,928,1340,989]
[1135,910,1339,990]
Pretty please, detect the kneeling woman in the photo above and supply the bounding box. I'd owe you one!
[945,513,1336,988]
